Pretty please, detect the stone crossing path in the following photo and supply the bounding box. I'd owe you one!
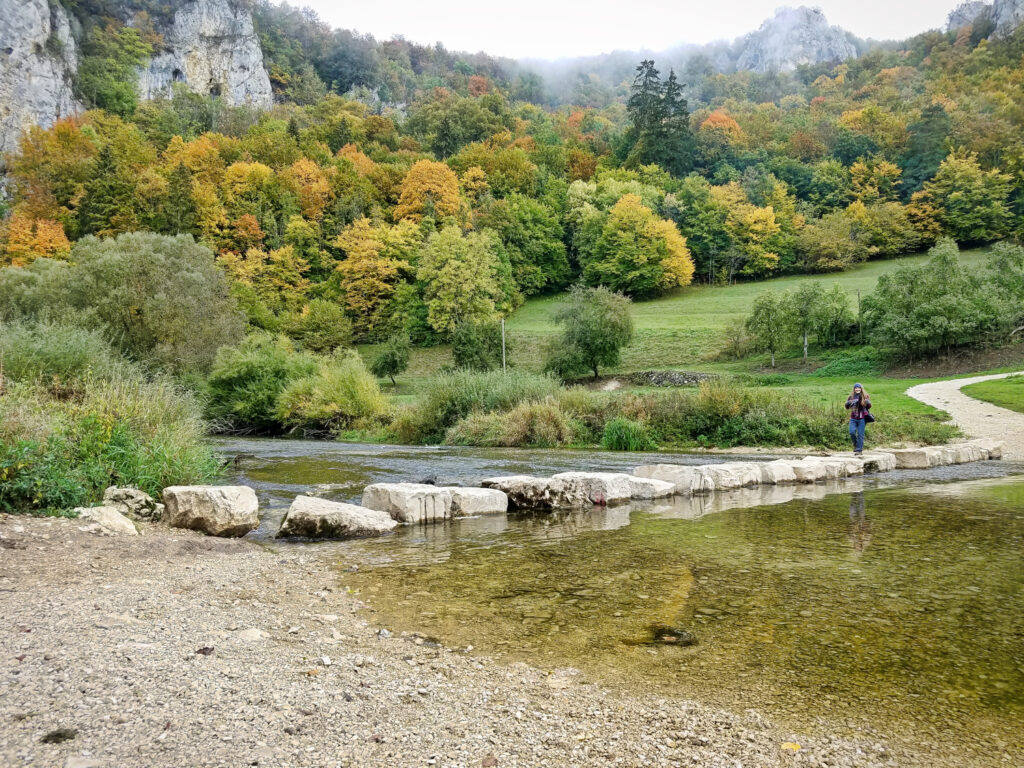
[906,371,1024,461]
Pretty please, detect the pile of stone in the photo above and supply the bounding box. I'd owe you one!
[624,371,716,388]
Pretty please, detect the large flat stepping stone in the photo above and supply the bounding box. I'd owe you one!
[446,487,508,516]
[480,476,587,510]
[164,486,259,537]
[277,495,397,538]
[550,472,633,505]
[362,483,453,524]
[633,465,716,495]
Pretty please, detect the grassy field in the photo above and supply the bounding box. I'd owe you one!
[962,375,1024,414]
[361,248,992,385]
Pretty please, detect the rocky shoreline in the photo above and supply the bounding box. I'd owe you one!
[0,513,909,768]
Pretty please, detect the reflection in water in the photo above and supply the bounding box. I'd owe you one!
[848,491,872,554]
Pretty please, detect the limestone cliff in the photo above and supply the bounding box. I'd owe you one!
[735,7,858,73]
[0,0,82,157]
[993,0,1024,33]
[947,2,992,31]
[136,0,272,107]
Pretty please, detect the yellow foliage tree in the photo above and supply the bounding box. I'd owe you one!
[393,160,462,223]
[282,157,333,220]
[850,158,903,203]
[0,212,72,267]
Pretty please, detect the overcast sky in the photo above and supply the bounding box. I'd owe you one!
[296,1,964,59]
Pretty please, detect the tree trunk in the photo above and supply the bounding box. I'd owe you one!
[803,330,808,363]
[770,350,775,368]
[390,375,396,386]
[593,365,600,380]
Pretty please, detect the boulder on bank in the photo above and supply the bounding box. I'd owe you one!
[971,438,1003,460]
[163,485,259,537]
[480,475,588,510]
[103,486,163,521]
[362,483,453,524]
[75,505,139,536]
[277,495,397,538]
[447,487,508,516]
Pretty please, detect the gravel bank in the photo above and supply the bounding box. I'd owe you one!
[906,371,1024,461]
[0,515,910,768]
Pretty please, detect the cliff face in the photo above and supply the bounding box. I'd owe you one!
[0,0,271,161]
[735,7,858,73]
[947,2,992,31]
[0,0,82,157]
[137,0,272,107]
[993,0,1024,33]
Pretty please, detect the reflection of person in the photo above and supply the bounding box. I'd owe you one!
[847,491,872,554]
[844,383,872,456]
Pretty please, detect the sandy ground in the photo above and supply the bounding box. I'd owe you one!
[906,371,1024,461]
[0,514,906,768]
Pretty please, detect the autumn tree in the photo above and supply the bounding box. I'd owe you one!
[163,162,198,235]
[76,146,138,237]
[919,150,1013,243]
[1,213,71,267]
[416,225,504,334]
[393,160,462,223]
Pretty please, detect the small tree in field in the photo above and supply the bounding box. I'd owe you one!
[785,282,821,363]
[370,333,410,385]
[451,320,505,371]
[745,292,788,368]
[545,284,634,379]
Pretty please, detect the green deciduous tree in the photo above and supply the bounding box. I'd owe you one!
[370,332,411,385]
[920,150,1013,243]
[745,291,788,367]
[545,284,634,379]
[417,225,504,334]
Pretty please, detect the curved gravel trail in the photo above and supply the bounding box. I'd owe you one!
[905,371,1024,461]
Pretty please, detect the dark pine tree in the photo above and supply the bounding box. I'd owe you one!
[164,162,198,235]
[900,103,952,197]
[77,146,133,237]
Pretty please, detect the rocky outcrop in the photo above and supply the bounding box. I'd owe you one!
[993,0,1024,33]
[136,0,272,107]
[736,7,858,73]
[0,0,82,158]
[947,2,993,31]
[163,485,259,537]
[75,505,139,536]
[277,495,397,538]
[103,486,164,521]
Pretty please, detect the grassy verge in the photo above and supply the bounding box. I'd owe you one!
[962,375,1024,414]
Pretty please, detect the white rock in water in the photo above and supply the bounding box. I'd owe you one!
[75,505,139,536]
[888,447,942,470]
[550,472,633,505]
[446,487,508,516]
[277,495,397,538]
[624,475,676,499]
[758,460,797,485]
[163,485,259,537]
[633,465,714,495]
[970,438,1003,460]
[801,456,864,479]
[703,462,761,490]
[861,452,897,472]
[362,483,453,524]
[791,460,828,483]
[480,475,587,510]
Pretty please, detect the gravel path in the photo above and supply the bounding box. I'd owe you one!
[0,515,913,768]
[905,371,1024,461]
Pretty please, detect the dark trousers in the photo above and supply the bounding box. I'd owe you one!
[849,418,866,452]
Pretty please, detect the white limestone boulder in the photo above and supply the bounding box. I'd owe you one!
[703,462,761,490]
[480,476,587,510]
[757,460,797,485]
[551,472,633,505]
[163,485,259,537]
[624,475,676,499]
[888,447,942,469]
[802,456,864,479]
[791,460,828,483]
[361,483,453,524]
[75,505,139,536]
[633,465,715,495]
[861,452,897,472]
[277,495,397,538]
[446,487,508,516]
[103,486,163,521]
[970,438,1003,460]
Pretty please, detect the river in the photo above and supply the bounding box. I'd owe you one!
[218,437,1024,765]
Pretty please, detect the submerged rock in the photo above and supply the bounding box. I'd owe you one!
[277,495,397,538]
[163,485,259,537]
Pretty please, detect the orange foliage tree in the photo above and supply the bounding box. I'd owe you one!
[393,160,462,222]
[1,212,72,267]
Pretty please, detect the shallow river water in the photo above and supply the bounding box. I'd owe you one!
[218,438,1024,763]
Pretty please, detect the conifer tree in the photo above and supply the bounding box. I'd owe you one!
[164,162,198,235]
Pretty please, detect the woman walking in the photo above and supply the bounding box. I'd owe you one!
[845,383,872,456]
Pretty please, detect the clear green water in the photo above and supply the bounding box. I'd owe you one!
[339,478,1024,762]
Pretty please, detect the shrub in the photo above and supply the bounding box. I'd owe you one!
[398,369,561,443]
[0,374,220,515]
[451,320,506,371]
[0,321,122,386]
[205,334,318,433]
[287,299,353,353]
[602,417,657,451]
[445,399,573,448]
[276,351,388,434]
[811,347,884,378]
